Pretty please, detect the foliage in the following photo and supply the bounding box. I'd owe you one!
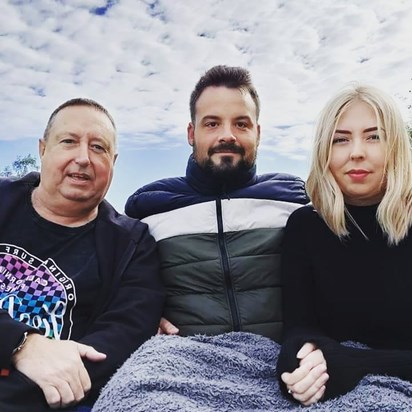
[0,154,39,178]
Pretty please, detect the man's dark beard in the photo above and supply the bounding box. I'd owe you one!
[195,142,255,180]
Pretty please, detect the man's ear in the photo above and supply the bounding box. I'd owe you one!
[38,139,46,157]
[187,122,195,147]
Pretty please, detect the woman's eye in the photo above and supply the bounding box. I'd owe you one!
[332,137,348,144]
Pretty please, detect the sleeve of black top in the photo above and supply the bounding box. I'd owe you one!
[279,333,412,400]
[277,208,326,398]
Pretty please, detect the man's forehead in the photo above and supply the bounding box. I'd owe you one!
[197,85,248,100]
[54,105,112,123]
[53,106,115,132]
[195,86,257,117]
[48,106,117,148]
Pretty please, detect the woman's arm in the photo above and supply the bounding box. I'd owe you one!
[280,342,328,406]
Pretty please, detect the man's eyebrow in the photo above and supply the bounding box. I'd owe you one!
[235,116,252,121]
[201,115,220,121]
[56,132,80,138]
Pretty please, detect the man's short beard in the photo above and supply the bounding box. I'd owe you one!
[193,142,256,179]
[195,154,256,182]
[201,156,254,180]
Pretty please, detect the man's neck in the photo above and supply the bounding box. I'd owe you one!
[31,188,98,227]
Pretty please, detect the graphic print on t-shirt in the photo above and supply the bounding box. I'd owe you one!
[0,244,76,339]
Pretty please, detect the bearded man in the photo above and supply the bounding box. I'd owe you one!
[125,65,308,341]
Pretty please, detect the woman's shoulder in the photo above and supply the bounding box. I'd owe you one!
[285,205,332,247]
[289,204,319,220]
[286,204,325,231]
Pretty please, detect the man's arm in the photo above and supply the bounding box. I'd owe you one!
[0,309,35,368]
[1,224,164,408]
[0,310,106,409]
[78,224,165,401]
[11,334,106,409]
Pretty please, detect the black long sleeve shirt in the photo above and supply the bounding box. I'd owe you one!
[277,204,412,400]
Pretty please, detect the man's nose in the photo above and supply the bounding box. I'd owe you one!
[218,124,236,143]
[75,143,91,166]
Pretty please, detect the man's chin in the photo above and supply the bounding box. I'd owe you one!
[60,189,95,203]
[209,157,239,172]
[201,157,252,179]
[212,153,240,166]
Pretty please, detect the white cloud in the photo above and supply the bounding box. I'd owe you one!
[0,0,411,161]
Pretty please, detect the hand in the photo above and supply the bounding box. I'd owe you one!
[12,334,106,409]
[157,317,179,335]
[281,342,329,406]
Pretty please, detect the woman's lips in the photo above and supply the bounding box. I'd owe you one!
[347,170,370,180]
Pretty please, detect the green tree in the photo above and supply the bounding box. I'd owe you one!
[0,154,39,178]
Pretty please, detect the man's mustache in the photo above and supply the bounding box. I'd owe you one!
[208,143,245,156]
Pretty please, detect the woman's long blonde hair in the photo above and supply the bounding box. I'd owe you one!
[306,84,412,245]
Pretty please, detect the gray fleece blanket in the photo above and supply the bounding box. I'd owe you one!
[92,332,412,412]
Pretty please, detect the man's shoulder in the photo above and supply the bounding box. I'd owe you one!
[255,171,305,188]
[0,173,39,208]
[0,172,39,189]
[98,200,150,238]
[125,176,197,219]
[125,172,309,219]
[138,176,189,193]
[0,176,12,191]
[235,172,309,204]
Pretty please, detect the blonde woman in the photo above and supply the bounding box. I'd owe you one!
[277,85,412,406]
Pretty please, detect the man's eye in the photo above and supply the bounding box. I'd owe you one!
[368,134,380,141]
[205,122,218,128]
[61,139,75,144]
[91,144,106,153]
[237,122,248,129]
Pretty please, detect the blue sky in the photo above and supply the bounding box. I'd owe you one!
[1,0,411,211]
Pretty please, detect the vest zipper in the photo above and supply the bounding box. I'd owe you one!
[216,198,241,331]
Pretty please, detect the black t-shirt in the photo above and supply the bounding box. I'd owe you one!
[0,189,99,340]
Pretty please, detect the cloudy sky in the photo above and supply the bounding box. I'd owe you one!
[1,0,411,211]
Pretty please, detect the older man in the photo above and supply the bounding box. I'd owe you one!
[125,66,308,341]
[0,98,164,411]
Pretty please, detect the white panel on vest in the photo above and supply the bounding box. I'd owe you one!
[142,201,218,241]
[221,198,303,232]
